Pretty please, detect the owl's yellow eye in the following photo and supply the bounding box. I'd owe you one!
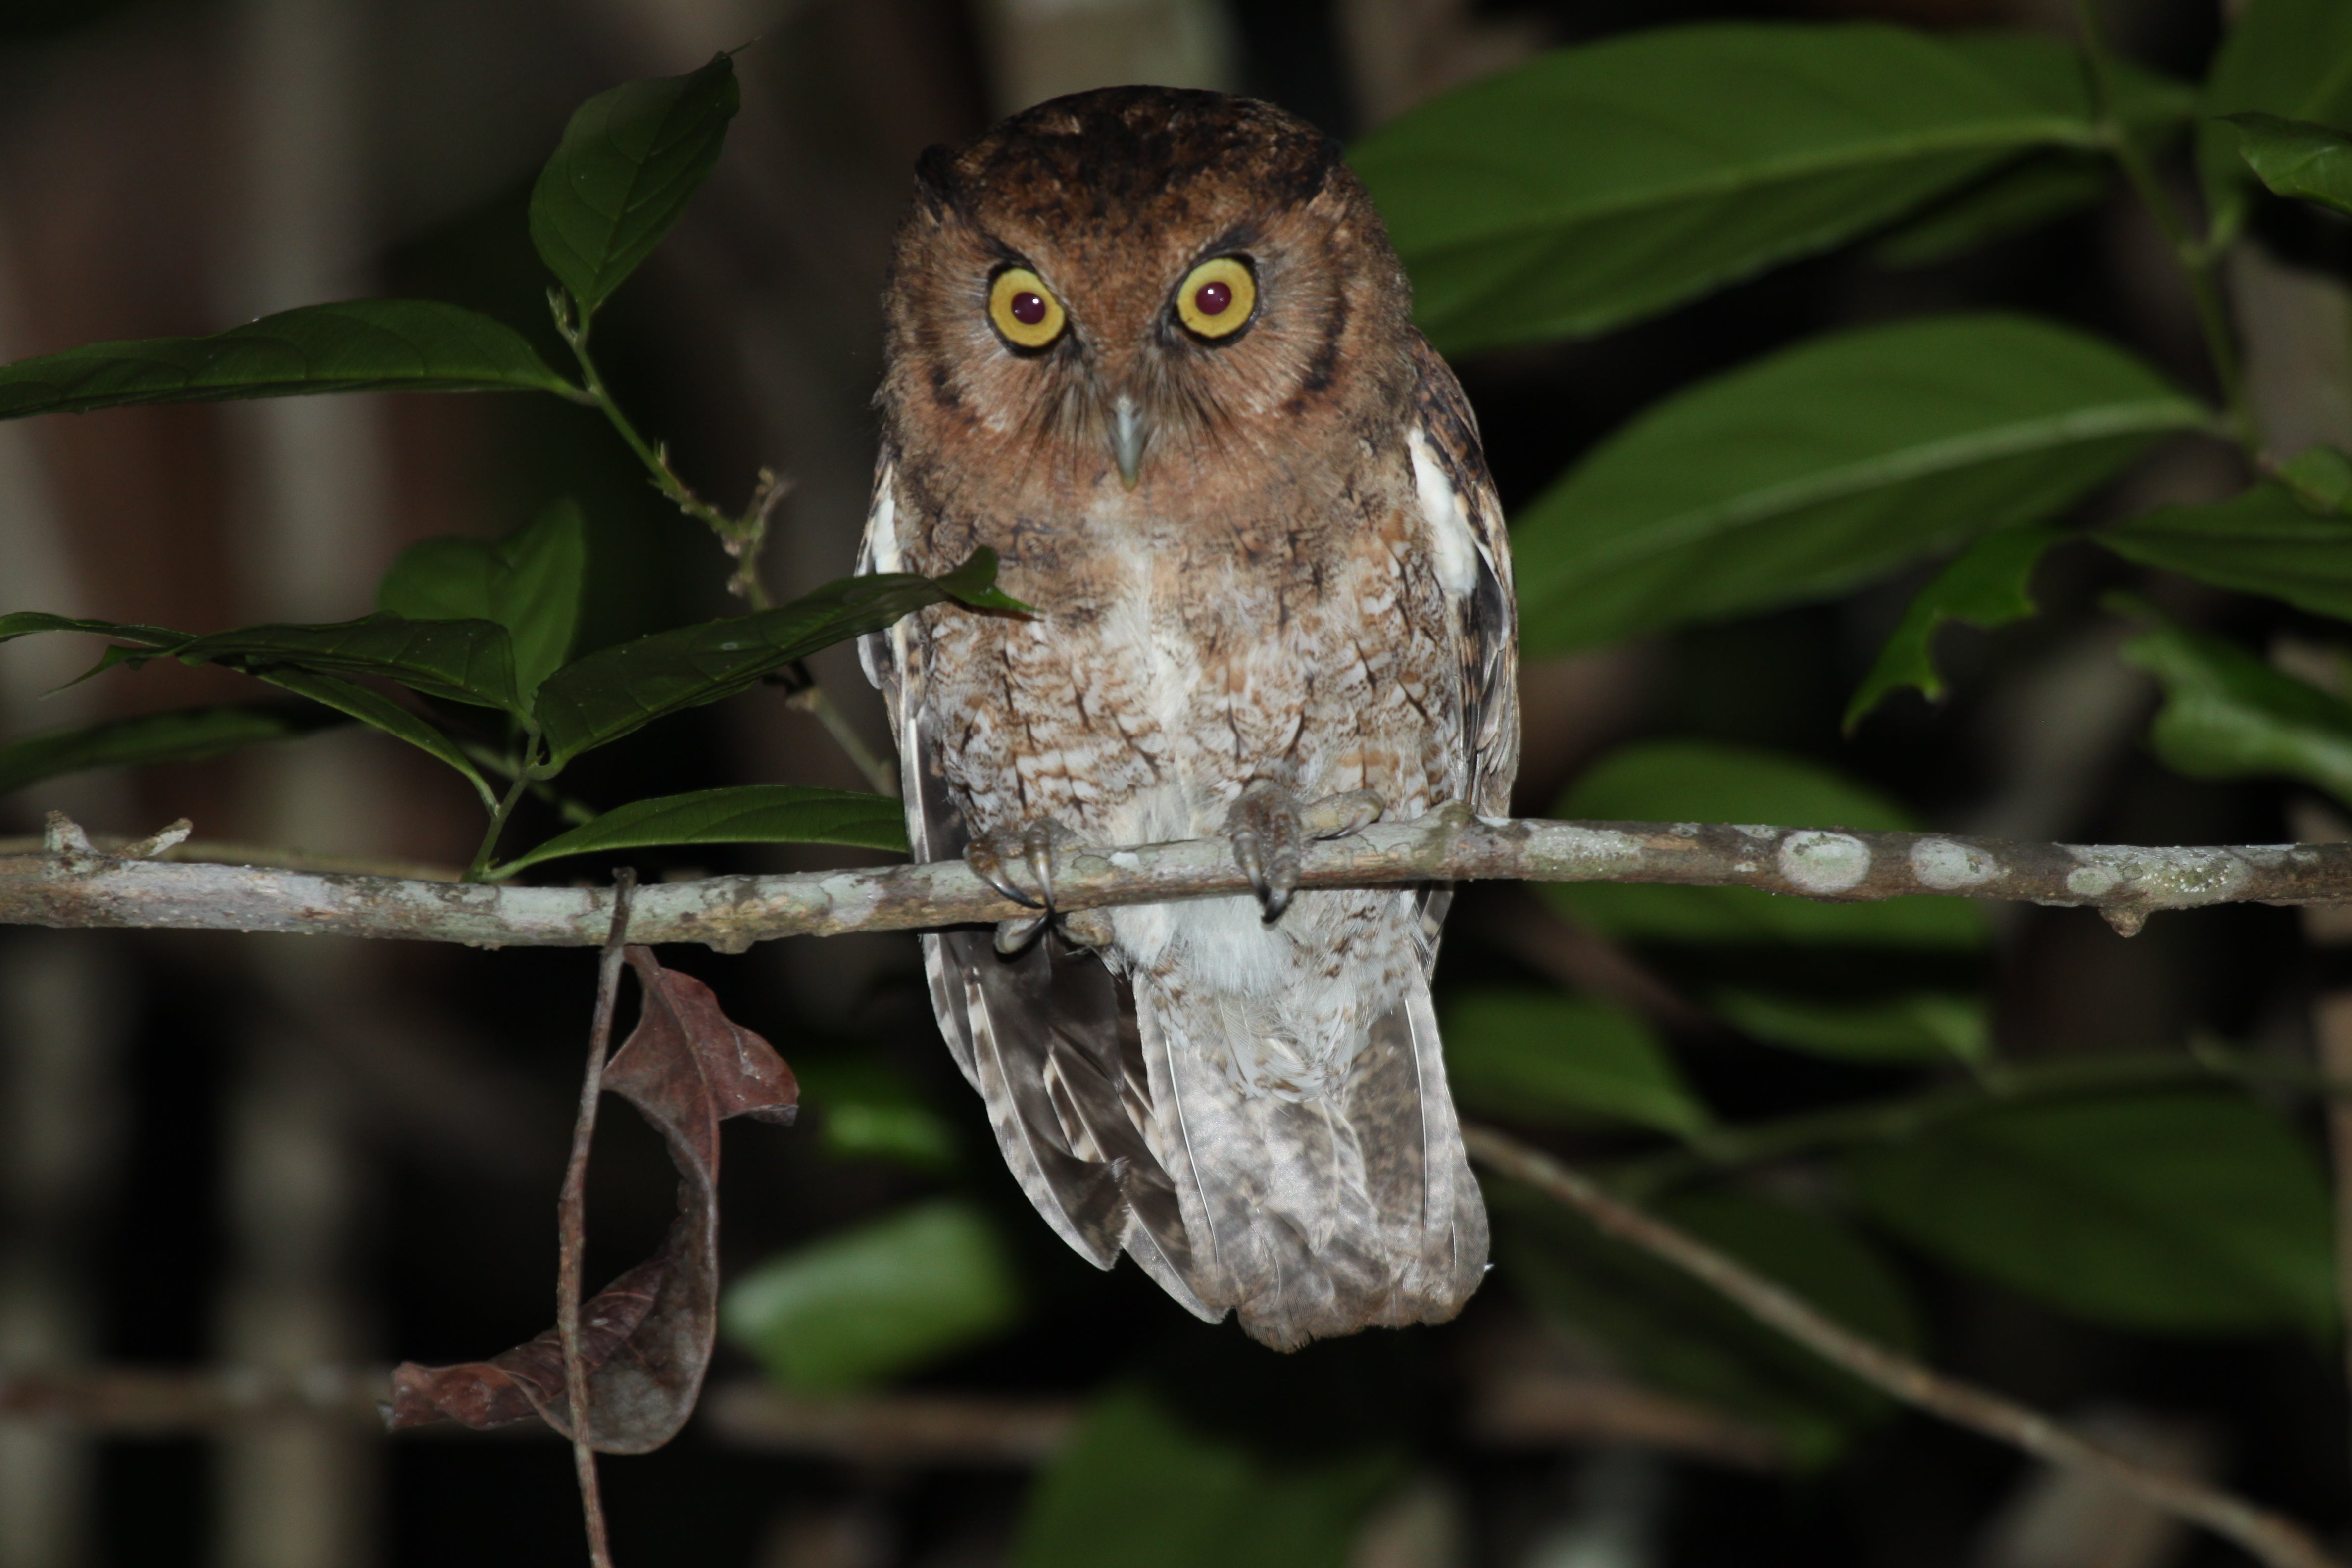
[1176,256,1256,339]
[988,267,1066,349]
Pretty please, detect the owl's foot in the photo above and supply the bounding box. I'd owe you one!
[966,819,1090,954]
[1226,784,1385,922]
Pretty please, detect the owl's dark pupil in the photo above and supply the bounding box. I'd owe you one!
[1195,281,1233,316]
[1010,291,1048,326]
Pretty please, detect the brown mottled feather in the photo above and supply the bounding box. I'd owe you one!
[859,87,1517,1348]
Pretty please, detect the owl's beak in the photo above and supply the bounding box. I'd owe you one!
[1111,393,1149,489]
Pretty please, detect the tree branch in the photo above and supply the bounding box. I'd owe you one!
[6,810,2352,949]
[1465,1125,2345,1568]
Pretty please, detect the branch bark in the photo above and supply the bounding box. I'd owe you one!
[1464,1125,2346,1568]
[7,809,2352,949]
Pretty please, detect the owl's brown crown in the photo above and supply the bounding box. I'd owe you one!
[914,86,1342,228]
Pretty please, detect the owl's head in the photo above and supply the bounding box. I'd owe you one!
[881,87,1415,500]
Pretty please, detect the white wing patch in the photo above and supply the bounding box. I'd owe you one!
[1407,427,1480,599]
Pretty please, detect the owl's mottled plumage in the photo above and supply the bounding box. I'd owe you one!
[859,87,1518,1348]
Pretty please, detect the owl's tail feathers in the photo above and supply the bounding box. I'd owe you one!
[1134,973,1490,1351]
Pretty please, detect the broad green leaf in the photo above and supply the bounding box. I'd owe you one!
[1848,1091,2335,1337]
[493,785,906,877]
[1513,315,2205,656]
[0,300,574,421]
[1937,31,2194,130]
[0,611,185,655]
[246,667,499,809]
[791,1058,960,1172]
[1442,990,1710,1136]
[1552,741,1984,951]
[2280,445,2352,513]
[2200,0,2352,239]
[0,703,343,795]
[1711,988,1988,1065]
[1497,1185,1920,1468]
[1013,1384,1399,1568]
[1553,742,1983,1065]
[1846,524,2060,731]
[163,616,524,717]
[535,550,1022,766]
[2103,483,2352,620]
[0,610,499,806]
[378,501,587,702]
[720,1200,1019,1393]
[2119,613,2352,808]
[1348,23,2099,352]
[532,55,741,315]
[1869,156,2107,269]
[2226,111,2352,217]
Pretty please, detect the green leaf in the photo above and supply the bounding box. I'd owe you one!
[0,611,186,655]
[0,300,575,421]
[2226,111,2352,217]
[164,615,524,717]
[493,785,906,877]
[720,1200,1020,1393]
[1442,990,1710,1136]
[1846,524,2060,731]
[2200,0,2352,239]
[2279,445,2352,513]
[1710,988,1988,1066]
[1013,1384,1399,1568]
[1848,1090,2336,1337]
[1553,741,1984,951]
[2118,611,2352,808]
[245,667,499,810]
[1938,30,2194,130]
[1553,742,1983,1065]
[2102,483,2352,621]
[0,610,499,807]
[1497,1185,1920,1468]
[1513,314,2205,656]
[531,55,741,315]
[378,501,587,703]
[791,1058,960,1172]
[534,551,1021,766]
[1868,155,2108,269]
[0,703,344,795]
[1347,23,2100,352]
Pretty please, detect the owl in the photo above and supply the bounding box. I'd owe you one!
[858,86,1518,1349]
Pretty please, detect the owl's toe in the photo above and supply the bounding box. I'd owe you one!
[1227,782,1305,922]
[965,818,1080,914]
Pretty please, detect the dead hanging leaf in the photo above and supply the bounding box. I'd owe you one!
[388,947,796,1453]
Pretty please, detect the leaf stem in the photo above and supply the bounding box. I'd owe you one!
[777,662,899,797]
[2073,0,2259,456]
[469,770,535,882]
[546,289,892,790]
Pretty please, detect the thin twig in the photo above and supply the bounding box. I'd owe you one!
[562,868,637,1568]
[1464,1124,2345,1568]
[9,813,2352,951]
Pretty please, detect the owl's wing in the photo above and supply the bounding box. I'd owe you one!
[1405,338,1520,964]
[857,456,1215,1317]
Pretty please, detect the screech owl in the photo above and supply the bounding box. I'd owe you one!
[858,86,1518,1349]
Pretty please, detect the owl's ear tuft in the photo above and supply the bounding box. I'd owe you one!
[913,145,964,215]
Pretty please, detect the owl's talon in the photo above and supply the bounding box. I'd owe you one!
[994,913,1051,954]
[1060,907,1116,950]
[965,837,1044,909]
[965,819,1082,915]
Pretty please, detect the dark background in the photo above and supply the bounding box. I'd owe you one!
[0,1,2335,1566]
